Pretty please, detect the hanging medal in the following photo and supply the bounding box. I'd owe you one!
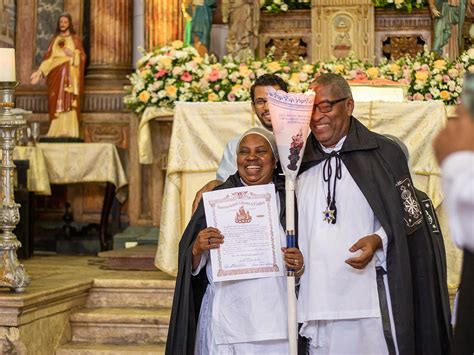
[322,152,342,224]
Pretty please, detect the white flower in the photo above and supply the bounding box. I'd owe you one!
[468,48,474,60]
[281,3,288,11]
[274,0,282,5]
[429,88,440,98]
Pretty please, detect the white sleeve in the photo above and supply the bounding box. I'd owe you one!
[216,138,238,181]
[374,219,388,270]
[441,151,474,252]
[191,251,209,276]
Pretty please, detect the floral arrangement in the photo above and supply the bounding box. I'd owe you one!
[372,0,427,12]
[125,41,474,114]
[260,0,310,14]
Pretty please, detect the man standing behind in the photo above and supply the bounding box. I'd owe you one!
[297,73,450,354]
[192,74,287,211]
[30,13,86,138]
[433,104,474,354]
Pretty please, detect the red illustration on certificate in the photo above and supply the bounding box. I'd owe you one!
[203,184,284,282]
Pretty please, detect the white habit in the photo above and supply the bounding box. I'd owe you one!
[296,137,397,354]
[441,151,474,252]
[192,192,289,354]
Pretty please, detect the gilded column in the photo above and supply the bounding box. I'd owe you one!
[87,0,133,85]
[145,0,183,51]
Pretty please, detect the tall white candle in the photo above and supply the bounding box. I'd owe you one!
[0,48,16,82]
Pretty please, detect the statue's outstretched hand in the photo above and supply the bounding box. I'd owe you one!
[431,7,441,17]
[30,70,42,85]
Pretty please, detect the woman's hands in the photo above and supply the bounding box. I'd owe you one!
[282,247,304,275]
[192,227,224,257]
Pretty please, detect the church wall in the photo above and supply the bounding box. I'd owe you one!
[35,0,64,66]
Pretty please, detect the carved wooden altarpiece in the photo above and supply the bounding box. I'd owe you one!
[258,10,312,61]
[375,8,432,62]
[311,0,375,62]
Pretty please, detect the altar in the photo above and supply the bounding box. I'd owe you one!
[150,100,461,291]
[12,143,128,250]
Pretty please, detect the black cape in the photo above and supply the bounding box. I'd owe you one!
[165,173,288,355]
[299,117,451,355]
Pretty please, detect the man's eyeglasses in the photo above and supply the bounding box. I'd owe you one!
[313,97,348,113]
[253,98,267,109]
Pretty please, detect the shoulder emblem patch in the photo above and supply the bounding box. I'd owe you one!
[421,198,440,234]
[395,177,423,233]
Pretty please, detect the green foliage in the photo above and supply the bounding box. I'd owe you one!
[373,0,427,12]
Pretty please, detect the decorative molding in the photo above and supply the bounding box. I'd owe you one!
[83,123,129,148]
[82,93,126,112]
[314,0,372,4]
[374,8,431,62]
[260,10,311,32]
[15,90,127,113]
[264,38,308,61]
[382,36,426,60]
[375,8,431,30]
[15,93,48,113]
[312,1,375,62]
[258,10,312,60]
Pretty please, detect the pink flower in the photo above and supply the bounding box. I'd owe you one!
[407,95,413,101]
[421,64,430,71]
[283,66,291,73]
[180,72,193,82]
[227,93,236,101]
[208,69,220,82]
[214,85,220,91]
[413,93,424,101]
[424,93,433,100]
[249,72,255,79]
[155,69,167,78]
[355,69,367,80]
[443,75,450,83]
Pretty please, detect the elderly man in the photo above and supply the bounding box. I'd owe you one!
[296,73,450,354]
[433,104,474,354]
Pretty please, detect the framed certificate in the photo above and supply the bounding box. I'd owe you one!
[203,184,284,282]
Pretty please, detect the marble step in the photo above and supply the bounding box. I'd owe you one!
[70,307,170,345]
[87,278,175,308]
[56,342,165,355]
[98,245,158,271]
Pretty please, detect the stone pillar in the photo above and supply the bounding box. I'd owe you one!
[133,0,145,67]
[86,0,133,86]
[145,0,183,51]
